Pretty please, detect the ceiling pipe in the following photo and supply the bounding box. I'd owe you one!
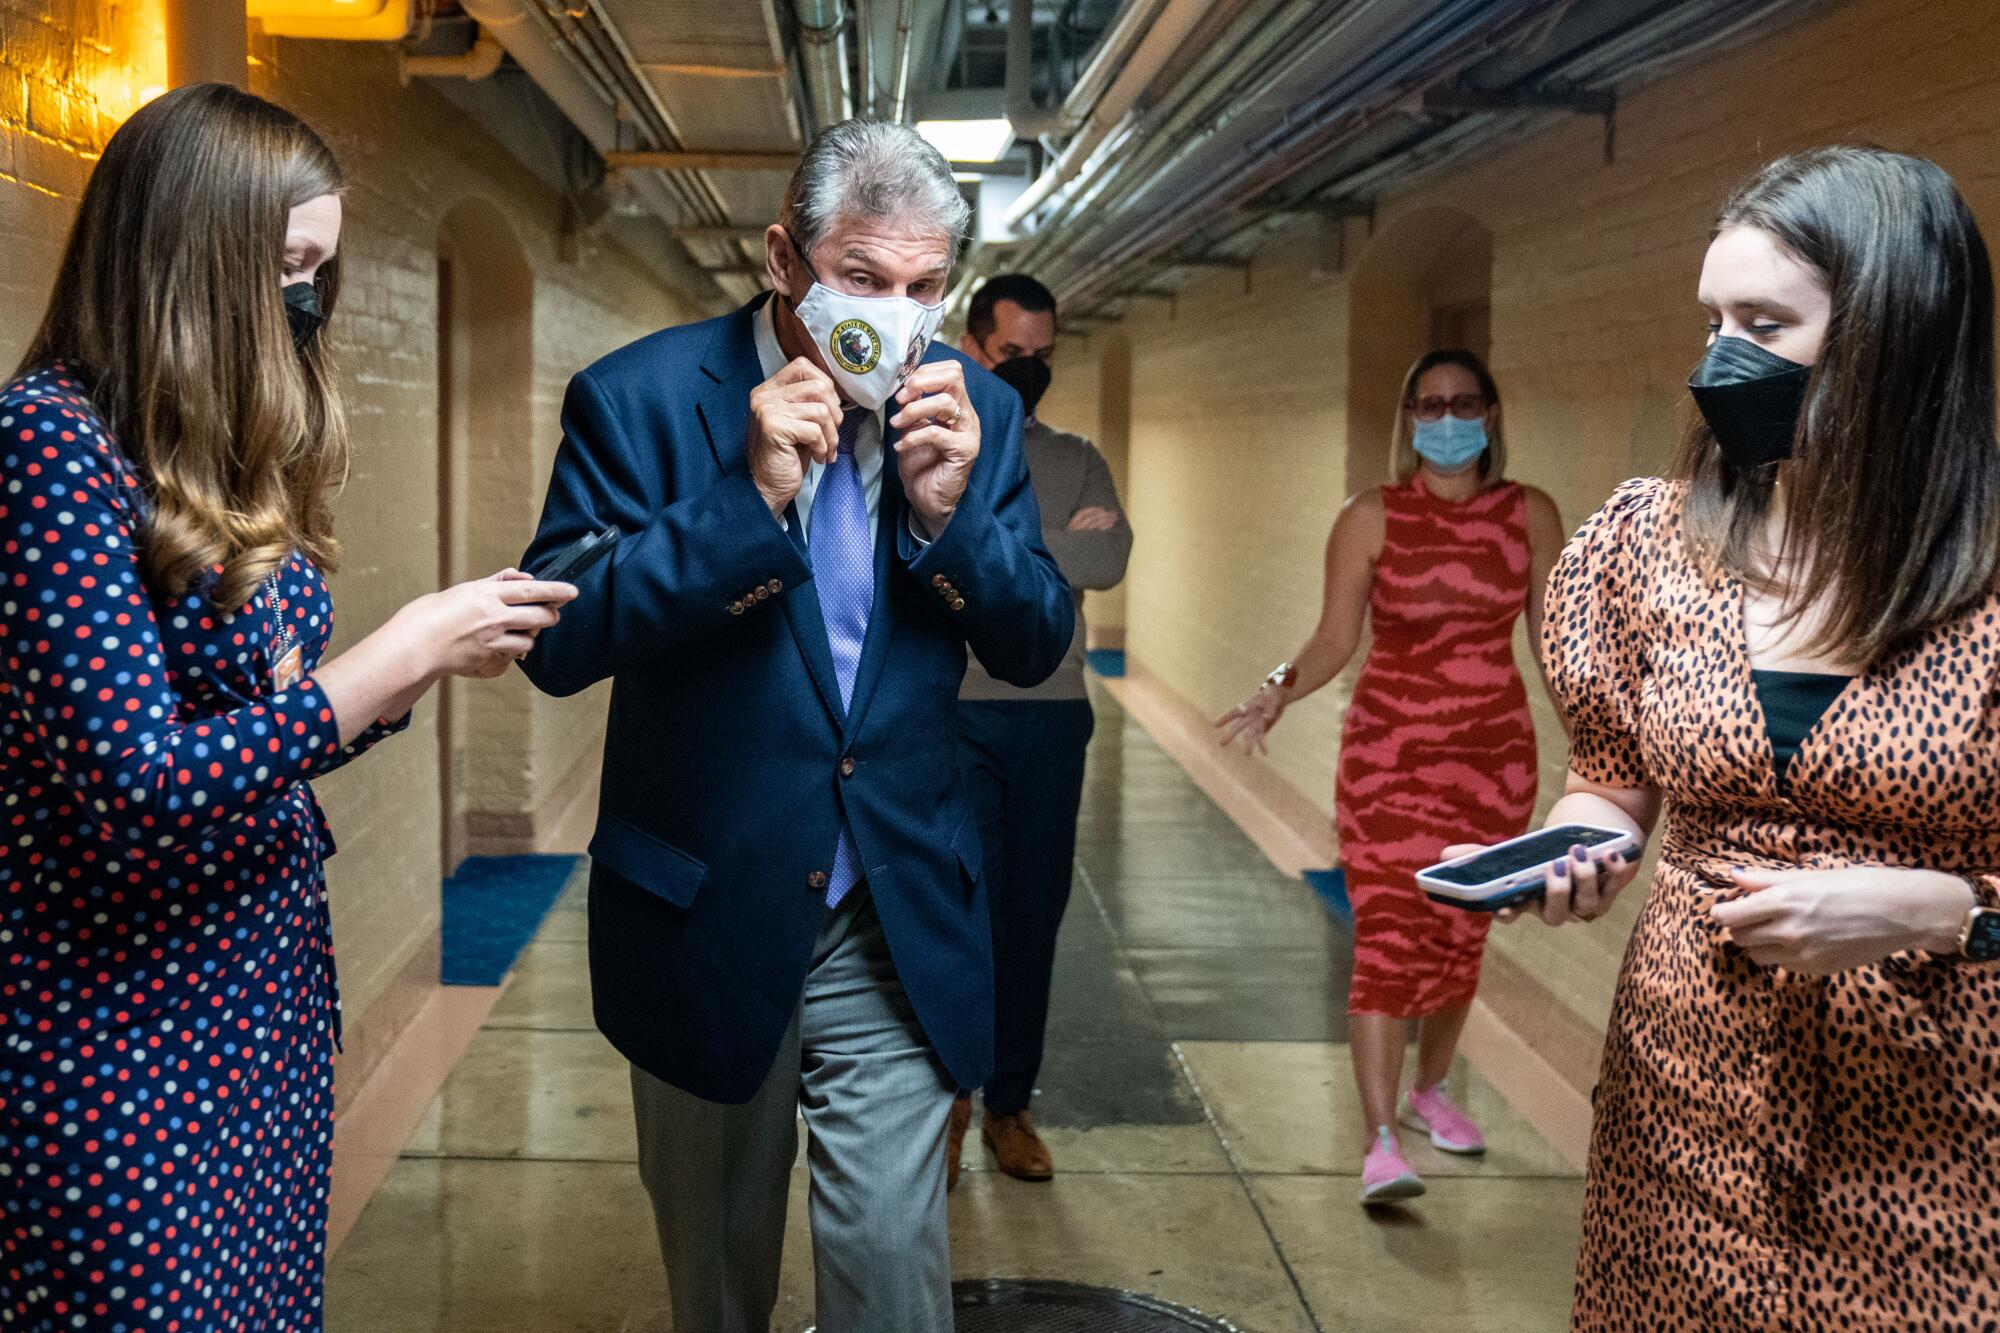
[544,0,752,243]
[934,0,967,92]
[400,26,505,82]
[1004,0,1223,228]
[459,0,619,142]
[1007,0,1374,290]
[1052,0,1568,311]
[1020,0,1386,268]
[1059,0,1173,124]
[793,0,853,133]
[890,0,917,122]
[454,0,731,303]
[1027,0,1802,322]
[854,0,877,118]
[1006,0,1067,138]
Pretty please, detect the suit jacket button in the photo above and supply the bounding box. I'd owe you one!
[754,586,770,601]
[808,870,830,891]
[839,757,856,778]
[729,601,745,615]
[767,578,783,594]
[931,574,948,589]
[951,597,966,611]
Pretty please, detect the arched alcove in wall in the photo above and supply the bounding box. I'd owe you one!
[1342,207,1493,495]
[435,198,534,876]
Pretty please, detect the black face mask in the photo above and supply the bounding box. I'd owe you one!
[283,281,325,350]
[991,355,1053,418]
[1688,336,1810,470]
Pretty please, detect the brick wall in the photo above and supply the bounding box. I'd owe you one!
[1,0,164,348]
[0,9,699,1069]
[1092,0,2000,1031]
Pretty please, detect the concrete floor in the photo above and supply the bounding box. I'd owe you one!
[326,688,1584,1332]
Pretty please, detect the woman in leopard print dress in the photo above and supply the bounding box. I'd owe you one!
[1505,148,2000,1328]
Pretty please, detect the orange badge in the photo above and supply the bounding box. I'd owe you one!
[273,644,304,693]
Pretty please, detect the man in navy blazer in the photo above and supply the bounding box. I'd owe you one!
[519,119,1072,1333]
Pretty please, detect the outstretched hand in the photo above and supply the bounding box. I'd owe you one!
[1215,686,1286,754]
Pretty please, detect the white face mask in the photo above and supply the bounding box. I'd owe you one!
[787,239,947,411]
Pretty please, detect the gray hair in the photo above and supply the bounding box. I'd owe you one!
[781,119,971,262]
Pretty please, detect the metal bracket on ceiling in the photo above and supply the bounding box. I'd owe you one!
[1109,286,1179,319]
[1259,198,1375,235]
[1163,252,1255,298]
[1312,216,1343,278]
[1249,199,1371,277]
[1423,82,1618,165]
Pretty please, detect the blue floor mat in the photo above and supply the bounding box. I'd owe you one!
[1086,648,1127,678]
[441,854,581,986]
[1303,867,1351,928]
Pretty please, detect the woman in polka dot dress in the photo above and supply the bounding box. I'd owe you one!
[0,85,575,1330]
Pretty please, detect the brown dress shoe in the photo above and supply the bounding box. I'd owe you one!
[946,1094,973,1192]
[981,1109,1054,1181]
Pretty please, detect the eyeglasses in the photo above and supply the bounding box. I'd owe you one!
[1406,394,1488,421]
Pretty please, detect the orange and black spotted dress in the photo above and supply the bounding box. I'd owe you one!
[1546,477,2000,1331]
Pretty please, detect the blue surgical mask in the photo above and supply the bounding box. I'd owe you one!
[1411,415,1488,471]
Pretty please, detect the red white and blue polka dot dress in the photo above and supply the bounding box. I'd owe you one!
[0,365,408,1331]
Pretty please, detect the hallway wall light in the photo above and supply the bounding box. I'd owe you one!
[248,0,413,41]
[916,117,1015,162]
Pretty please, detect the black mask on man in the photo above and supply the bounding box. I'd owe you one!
[1687,336,1810,470]
[991,355,1052,419]
[283,281,326,350]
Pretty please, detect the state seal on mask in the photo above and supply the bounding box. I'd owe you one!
[830,319,883,376]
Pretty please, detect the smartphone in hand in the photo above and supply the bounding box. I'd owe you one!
[1417,824,1639,913]
[533,525,619,586]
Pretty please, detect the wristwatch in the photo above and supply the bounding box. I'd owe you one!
[1264,661,1299,692]
[1959,896,2000,962]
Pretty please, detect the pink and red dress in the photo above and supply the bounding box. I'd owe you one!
[1337,476,1538,1018]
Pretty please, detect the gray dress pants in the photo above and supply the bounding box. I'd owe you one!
[630,889,957,1333]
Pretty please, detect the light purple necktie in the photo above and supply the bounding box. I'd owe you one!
[810,408,872,908]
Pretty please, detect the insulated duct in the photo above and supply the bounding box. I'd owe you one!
[1006,0,1068,138]
[1005,0,1226,226]
[794,0,854,132]
[451,0,732,305]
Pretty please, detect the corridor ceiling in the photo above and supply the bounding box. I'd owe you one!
[411,0,1838,323]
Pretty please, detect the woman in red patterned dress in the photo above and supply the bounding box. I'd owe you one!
[1219,350,1565,1204]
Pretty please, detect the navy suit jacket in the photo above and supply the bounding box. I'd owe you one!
[520,297,1074,1103]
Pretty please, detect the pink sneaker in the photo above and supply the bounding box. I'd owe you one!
[1360,1125,1425,1204]
[1403,1080,1487,1155]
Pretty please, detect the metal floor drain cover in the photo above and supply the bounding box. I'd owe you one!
[948,1278,1243,1331]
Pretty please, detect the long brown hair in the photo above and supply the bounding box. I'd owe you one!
[19,82,349,611]
[1390,348,1506,483]
[1673,146,2000,665]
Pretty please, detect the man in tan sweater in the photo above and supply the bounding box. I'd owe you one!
[947,275,1133,1185]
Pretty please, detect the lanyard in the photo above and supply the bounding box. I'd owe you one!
[266,567,303,692]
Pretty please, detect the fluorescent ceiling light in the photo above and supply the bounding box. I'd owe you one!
[916,118,1014,163]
